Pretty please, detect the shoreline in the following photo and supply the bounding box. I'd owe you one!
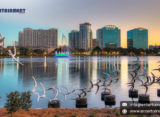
[0,107,158,117]
[0,108,122,117]
[0,108,120,117]
[0,55,159,58]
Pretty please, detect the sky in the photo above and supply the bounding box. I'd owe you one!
[0,0,160,48]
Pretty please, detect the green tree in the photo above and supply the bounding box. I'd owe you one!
[19,47,29,56]
[153,48,159,54]
[4,91,22,117]
[21,91,32,111]
[55,48,61,53]
[145,49,153,55]
[103,47,111,54]
[77,48,87,54]
[91,46,102,55]
[29,49,34,55]
[34,49,42,56]
[42,49,46,56]
[72,48,79,54]
[2,51,8,56]
[4,91,32,117]
[78,48,86,52]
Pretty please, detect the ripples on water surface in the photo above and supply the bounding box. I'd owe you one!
[0,56,160,108]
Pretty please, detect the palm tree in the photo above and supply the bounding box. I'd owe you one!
[2,51,7,56]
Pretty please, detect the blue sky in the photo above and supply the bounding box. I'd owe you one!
[0,0,160,48]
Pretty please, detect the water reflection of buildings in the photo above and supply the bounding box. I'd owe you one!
[92,58,98,82]
[44,56,47,73]
[139,57,148,74]
[129,56,134,69]
[120,57,128,89]
[57,58,69,86]
[18,57,57,85]
[102,56,121,77]
[17,57,19,70]
[0,57,4,73]
[148,57,158,76]
[68,57,93,88]
[128,56,148,73]
[79,60,93,86]
[69,62,79,78]
[129,57,148,75]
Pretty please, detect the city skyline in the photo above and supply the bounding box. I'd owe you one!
[0,0,160,48]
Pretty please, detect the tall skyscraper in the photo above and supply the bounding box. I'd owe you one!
[127,28,148,50]
[96,25,121,49]
[18,31,24,46]
[79,22,92,51]
[19,28,58,48]
[69,30,79,49]
[96,29,103,48]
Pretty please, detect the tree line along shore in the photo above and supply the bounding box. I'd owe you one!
[0,46,159,56]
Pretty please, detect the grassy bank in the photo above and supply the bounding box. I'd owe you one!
[0,108,159,117]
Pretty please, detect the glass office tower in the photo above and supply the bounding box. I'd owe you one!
[127,28,148,50]
[96,25,121,48]
[79,22,92,51]
[69,30,79,49]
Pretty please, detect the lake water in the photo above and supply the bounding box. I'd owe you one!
[0,56,160,108]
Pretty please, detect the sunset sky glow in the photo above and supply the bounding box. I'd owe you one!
[0,0,160,48]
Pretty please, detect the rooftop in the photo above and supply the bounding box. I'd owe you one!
[104,25,117,29]
[80,22,91,26]
[135,27,146,30]
[71,30,79,32]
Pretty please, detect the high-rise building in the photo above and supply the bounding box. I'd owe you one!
[96,29,103,48]
[127,39,133,48]
[79,22,92,51]
[23,28,33,46]
[18,31,24,46]
[69,30,79,49]
[19,28,58,48]
[96,25,121,49]
[127,28,148,50]
[92,39,97,49]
